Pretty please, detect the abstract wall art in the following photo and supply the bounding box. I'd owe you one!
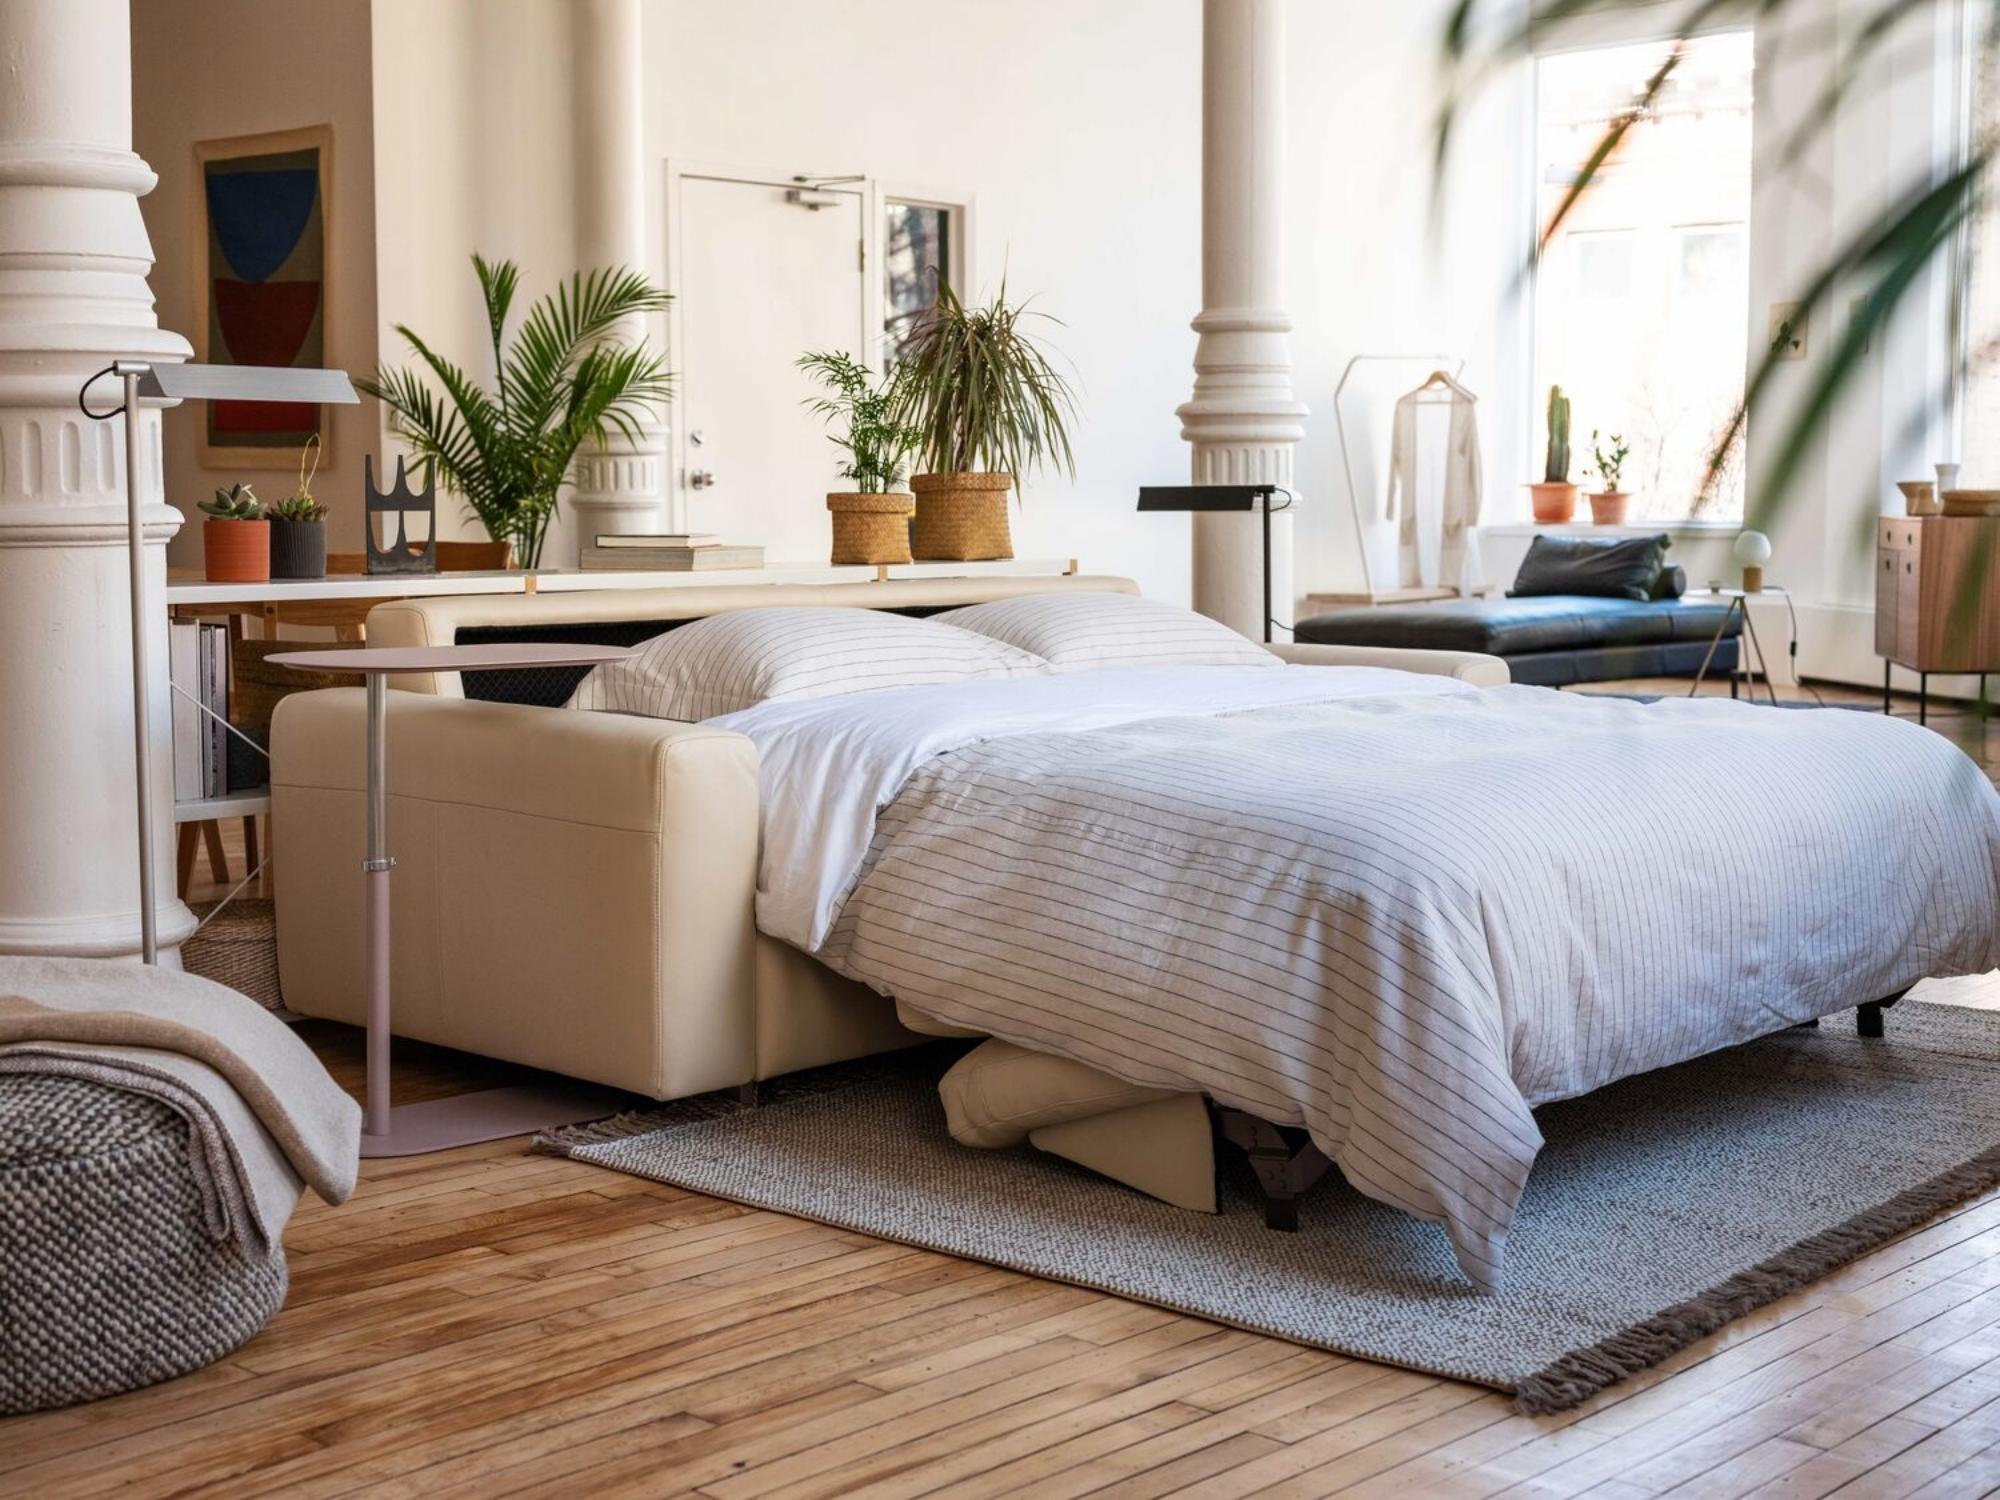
[194,126,332,465]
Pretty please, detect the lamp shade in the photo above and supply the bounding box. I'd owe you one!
[1732,529,1772,567]
[1137,485,1274,512]
[135,363,358,405]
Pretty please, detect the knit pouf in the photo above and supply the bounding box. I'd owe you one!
[0,1074,288,1414]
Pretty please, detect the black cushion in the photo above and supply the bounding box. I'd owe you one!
[1509,533,1672,602]
[1295,596,1741,657]
[1652,563,1687,600]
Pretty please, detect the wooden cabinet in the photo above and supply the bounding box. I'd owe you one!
[1876,516,2000,677]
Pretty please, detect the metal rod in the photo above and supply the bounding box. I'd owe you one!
[122,368,157,965]
[364,673,392,1137]
[1738,601,1781,706]
[1262,492,1273,645]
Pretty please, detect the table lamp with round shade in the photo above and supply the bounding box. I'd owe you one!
[1734,529,1772,593]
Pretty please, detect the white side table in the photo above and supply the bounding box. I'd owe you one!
[272,642,636,1157]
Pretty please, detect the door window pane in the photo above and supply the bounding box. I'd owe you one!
[884,200,952,368]
[1533,31,1754,520]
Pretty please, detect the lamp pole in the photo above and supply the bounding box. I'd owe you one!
[117,362,157,963]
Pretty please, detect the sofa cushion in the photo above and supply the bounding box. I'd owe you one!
[1295,597,1741,657]
[1510,533,1672,601]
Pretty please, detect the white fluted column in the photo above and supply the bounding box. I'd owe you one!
[0,0,195,957]
[1178,0,1307,638]
[568,0,670,554]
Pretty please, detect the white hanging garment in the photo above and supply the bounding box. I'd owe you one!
[1385,372,1482,592]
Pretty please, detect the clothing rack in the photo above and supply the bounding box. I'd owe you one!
[1332,352,1467,603]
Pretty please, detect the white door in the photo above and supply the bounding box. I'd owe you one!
[671,170,870,559]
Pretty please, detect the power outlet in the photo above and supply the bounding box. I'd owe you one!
[1769,303,1808,360]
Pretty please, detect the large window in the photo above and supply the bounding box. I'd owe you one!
[883,198,954,369]
[1532,31,1754,520]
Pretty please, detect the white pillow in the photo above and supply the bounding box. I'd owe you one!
[565,606,1049,721]
[933,591,1280,673]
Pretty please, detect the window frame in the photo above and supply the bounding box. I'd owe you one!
[871,185,976,369]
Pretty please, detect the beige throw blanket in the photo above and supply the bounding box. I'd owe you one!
[0,956,360,1250]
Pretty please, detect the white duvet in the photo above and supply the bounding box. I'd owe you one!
[714,668,2000,1288]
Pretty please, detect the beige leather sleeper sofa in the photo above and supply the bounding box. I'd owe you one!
[271,575,1506,1208]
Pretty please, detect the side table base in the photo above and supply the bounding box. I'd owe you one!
[359,1079,637,1158]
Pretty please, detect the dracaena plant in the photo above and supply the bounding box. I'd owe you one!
[357,255,672,567]
[891,279,1079,486]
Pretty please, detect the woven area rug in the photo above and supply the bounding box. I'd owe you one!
[541,1003,2000,1413]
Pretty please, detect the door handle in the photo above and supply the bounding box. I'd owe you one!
[689,469,717,490]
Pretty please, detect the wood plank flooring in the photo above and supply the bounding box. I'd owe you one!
[4,682,1997,1497]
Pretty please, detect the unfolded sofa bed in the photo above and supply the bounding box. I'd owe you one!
[269,573,2000,1289]
[1298,534,1744,687]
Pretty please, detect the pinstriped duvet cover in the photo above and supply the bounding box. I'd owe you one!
[716,669,2000,1290]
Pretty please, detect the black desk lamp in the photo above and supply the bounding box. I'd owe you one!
[1138,485,1291,643]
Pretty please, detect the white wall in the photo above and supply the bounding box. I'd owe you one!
[132,0,378,560]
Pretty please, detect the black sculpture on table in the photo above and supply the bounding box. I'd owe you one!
[365,455,438,576]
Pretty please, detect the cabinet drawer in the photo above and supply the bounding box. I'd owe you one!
[1878,518,1923,552]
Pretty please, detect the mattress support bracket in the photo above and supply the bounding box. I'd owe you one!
[1857,988,1910,1039]
[1216,1109,1333,1232]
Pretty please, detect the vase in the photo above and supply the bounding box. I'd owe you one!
[270,519,327,579]
[910,473,1014,560]
[1588,491,1630,525]
[827,493,914,565]
[203,519,270,583]
[1528,482,1578,524]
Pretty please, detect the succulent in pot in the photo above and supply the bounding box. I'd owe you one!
[799,349,921,566]
[891,279,1078,561]
[268,433,330,579]
[1528,385,1578,524]
[198,482,269,583]
[1586,429,1631,526]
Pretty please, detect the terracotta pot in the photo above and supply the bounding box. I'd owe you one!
[203,519,270,583]
[270,518,326,579]
[827,492,914,565]
[910,472,1014,561]
[1528,482,1578,524]
[1588,490,1630,526]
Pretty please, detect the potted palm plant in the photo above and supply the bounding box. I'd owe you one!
[1529,385,1577,524]
[799,350,921,566]
[1587,430,1631,526]
[268,433,329,579]
[198,482,268,582]
[892,280,1078,561]
[357,255,671,568]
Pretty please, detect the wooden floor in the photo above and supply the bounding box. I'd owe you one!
[4,683,1998,1498]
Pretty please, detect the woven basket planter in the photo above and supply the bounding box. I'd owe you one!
[910,473,1014,561]
[827,493,914,566]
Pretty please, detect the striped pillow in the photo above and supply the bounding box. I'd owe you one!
[934,592,1280,673]
[565,607,1050,721]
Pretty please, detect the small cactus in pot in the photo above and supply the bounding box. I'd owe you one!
[268,435,330,579]
[198,482,270,583]
[1528,384,1579,524]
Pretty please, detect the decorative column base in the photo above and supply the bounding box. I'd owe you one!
[569,428,669,555]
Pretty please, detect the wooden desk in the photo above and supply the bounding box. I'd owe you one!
[1876,516,2000,721]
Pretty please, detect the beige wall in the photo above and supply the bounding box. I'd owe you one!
[132,0,378,561]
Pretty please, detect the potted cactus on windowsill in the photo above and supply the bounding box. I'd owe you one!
[199,482,269,583]
[1528,385,1578,524]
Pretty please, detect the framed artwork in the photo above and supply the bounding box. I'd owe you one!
[193,126,332,466]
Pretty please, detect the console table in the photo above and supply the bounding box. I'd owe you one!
[1876,517,1999,723]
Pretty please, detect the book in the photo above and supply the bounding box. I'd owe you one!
[169,621,201,803]
[592,533,721,549]
[580,543,765,572]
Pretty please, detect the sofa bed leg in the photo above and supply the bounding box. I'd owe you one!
[737,1081,760,1108]
[1857,988,1911,1039]
[1216,1108,1334,1234]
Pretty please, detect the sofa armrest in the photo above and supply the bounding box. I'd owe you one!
[270,690,761,1098]
[1267,641,1510,687]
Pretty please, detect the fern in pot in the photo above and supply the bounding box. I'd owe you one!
[799,350,922,566]
[892,280,1078,561]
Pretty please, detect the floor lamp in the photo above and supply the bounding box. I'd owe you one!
[1138,485,1292,643]
[79,362,359,964]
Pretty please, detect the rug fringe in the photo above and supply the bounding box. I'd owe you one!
[1514,1141,2000,1415]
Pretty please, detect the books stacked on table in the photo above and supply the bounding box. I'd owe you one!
[580,534,766,572]
[169,620,232,800]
